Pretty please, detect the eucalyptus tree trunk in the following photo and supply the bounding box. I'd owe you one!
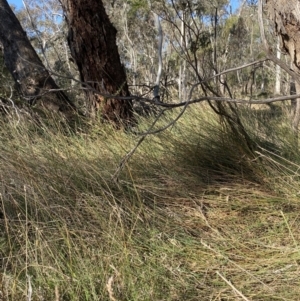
[0,0,75,114]
[178,9,187,102]
[264,0,300,132]
[61,0,133,125]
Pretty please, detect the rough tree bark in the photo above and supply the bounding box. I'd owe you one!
[264,0,300,132]
[61,0,133,125]
[0,0,75,114]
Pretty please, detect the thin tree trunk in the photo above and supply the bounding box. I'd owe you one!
[0,0,75,114]
[274,37,281,95]
[178,9,186,101]
[61,0,133,125]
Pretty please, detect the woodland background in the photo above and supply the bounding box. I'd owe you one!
[1,0,300,300]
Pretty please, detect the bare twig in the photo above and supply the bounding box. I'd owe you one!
[139,93,300,108]
[111,109,166,182]
[111,57,299,177]
[130,92,300,136]
[8,86,20,125]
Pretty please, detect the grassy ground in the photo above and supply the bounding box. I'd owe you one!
[0,103,300,300]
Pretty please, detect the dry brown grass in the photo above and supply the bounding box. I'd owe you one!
[0,104,300,300]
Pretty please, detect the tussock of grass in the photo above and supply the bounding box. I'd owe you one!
[1,104,300,300]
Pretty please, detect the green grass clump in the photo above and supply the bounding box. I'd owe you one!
[1,103,300,300]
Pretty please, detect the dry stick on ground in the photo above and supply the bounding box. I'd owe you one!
[216,271,251,301]
[106,276,117,301]
[201,240,271,291]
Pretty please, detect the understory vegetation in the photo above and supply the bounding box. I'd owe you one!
[1,103,300,300]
